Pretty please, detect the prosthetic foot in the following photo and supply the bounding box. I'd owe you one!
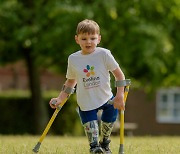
[99,139,111,154]
[83,120,103,154]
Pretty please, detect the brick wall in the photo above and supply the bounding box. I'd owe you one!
[0,61,65,91]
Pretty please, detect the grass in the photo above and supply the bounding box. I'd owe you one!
[0,90,60,98]
[0,135,180,154]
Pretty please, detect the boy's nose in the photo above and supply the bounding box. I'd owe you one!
[87,39,91,43]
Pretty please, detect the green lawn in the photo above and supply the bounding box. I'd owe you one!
[0,135,180,154]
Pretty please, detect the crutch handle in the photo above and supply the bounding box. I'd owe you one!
[51,97,68,110]
[51,100,57,105]
[108,99,114,105]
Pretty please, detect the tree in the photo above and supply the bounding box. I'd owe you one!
[0,0,49,133]
[0,0,89,133]
[86,0,180,91]
[0,0,179,133]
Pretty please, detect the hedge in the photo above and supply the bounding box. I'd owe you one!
[0,93,84,136]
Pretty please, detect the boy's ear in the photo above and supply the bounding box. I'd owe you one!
[98,35,101,44]
[75,35,79,44]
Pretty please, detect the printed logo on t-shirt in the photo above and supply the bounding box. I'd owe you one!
[83,65,100,89]
[83,65,95,77]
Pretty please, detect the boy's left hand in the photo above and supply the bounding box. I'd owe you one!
[113,93,125,110]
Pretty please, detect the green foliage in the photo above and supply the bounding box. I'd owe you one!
[0,0,179,91]
[0,97,34,134]
[0,94,83,135]
[0,90,31,98]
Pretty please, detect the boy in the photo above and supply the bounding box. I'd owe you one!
[49,19,125,154]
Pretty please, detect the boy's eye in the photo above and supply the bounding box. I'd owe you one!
[81,37,97,41]
[91,38,96,40]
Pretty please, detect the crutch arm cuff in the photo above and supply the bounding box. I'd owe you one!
[61,85,75,95]
[115,79,131,87]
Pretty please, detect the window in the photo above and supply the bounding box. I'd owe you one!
[156,88,180,123]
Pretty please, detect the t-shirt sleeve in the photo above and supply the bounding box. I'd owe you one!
[105,50,119,72]
[66,56,76,79]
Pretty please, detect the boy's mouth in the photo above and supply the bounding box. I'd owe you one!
[86,46,91,49]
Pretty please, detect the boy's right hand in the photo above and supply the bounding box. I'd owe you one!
[49,98,61,109]
[49,91,69,109]
[49,98,58,109]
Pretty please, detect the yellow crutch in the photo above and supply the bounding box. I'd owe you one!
[119,79,131,154]
[32,97,68,153]
[108,79,131,154]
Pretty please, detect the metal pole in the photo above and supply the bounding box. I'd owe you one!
[119,85,130,154]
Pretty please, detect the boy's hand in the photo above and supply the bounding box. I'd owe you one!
[49,98,61,109]
[49,91,69,109]
[113,93,125,110]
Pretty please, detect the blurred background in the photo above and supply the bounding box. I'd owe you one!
[0,0,179,136]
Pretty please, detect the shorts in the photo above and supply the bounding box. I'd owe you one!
[78,99,118,124]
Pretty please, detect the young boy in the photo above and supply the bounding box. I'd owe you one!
[49,19,125,154]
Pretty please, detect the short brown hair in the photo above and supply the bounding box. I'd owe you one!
[76,19,100,35]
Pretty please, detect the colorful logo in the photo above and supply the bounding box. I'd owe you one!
[83,65,95,77]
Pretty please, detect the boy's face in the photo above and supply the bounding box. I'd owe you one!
[75,33,101,55]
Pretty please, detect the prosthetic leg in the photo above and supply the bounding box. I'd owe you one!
[99,122,114,154]
[83,120,103,154]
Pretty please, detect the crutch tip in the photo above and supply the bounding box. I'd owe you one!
[32,142,41,153]
[119,144,124,154]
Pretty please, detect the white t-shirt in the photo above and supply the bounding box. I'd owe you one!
[66,47,119,111]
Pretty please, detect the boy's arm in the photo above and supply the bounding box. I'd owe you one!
[112,67,125,110]
[49,79,77,109]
